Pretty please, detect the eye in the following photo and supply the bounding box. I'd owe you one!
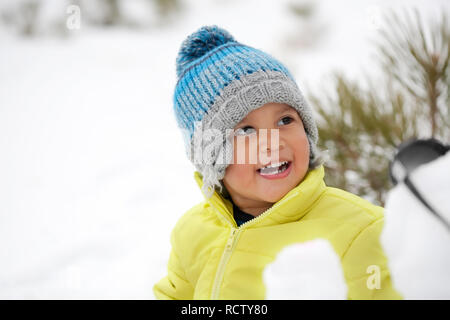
[234,126,256,136]
[278,116,294,126]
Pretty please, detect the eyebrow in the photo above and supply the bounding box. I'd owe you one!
[278,105,295,113]
[275,105,298,117]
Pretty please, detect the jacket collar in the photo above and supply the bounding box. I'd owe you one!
[193,165,327,227]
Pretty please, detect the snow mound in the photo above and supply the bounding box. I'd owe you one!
[381,152,450,299]
[263,238,347,299]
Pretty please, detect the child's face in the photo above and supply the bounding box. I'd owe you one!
[222,102,310,216]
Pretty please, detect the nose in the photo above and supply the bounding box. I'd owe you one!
[260,128,283,149]
[259,129,283,163]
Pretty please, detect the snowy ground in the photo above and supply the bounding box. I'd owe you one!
[0,0,447,299]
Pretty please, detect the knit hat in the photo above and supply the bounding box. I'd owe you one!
[173,25,319,198]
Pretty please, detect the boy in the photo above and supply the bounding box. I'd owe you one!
[153,25,403,299]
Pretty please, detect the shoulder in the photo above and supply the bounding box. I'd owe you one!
[307,186,385,246]
[168,200,225,270]
[172,201,209,233]
[170,200,216,245]
[305,186,386,255]
[321,186,384,222]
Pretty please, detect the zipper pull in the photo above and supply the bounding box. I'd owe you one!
[226,229,237,250]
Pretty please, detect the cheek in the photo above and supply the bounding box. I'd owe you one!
[224,164,255,188]
[293,132,310,162]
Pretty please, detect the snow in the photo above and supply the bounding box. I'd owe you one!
[381,152,450,299]
[264,239,347,299]
[0,0,448,299]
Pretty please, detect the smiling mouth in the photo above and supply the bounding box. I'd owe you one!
[257,161,291,176]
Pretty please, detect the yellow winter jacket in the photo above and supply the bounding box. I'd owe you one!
[153,165,403,300]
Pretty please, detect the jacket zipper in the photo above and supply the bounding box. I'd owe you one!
[210,227,238,299]
[209,191,299,299]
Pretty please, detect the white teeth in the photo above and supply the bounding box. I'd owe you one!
[258,161,289,175]
[260,161,288,170]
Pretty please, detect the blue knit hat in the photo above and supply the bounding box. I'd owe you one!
[174,25,320,198]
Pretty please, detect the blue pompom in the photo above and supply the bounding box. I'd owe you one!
[176,25,236,79]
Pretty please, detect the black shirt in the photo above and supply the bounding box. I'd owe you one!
[232,201,255,227]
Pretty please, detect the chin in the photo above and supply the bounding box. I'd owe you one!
[260,187,291,203]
